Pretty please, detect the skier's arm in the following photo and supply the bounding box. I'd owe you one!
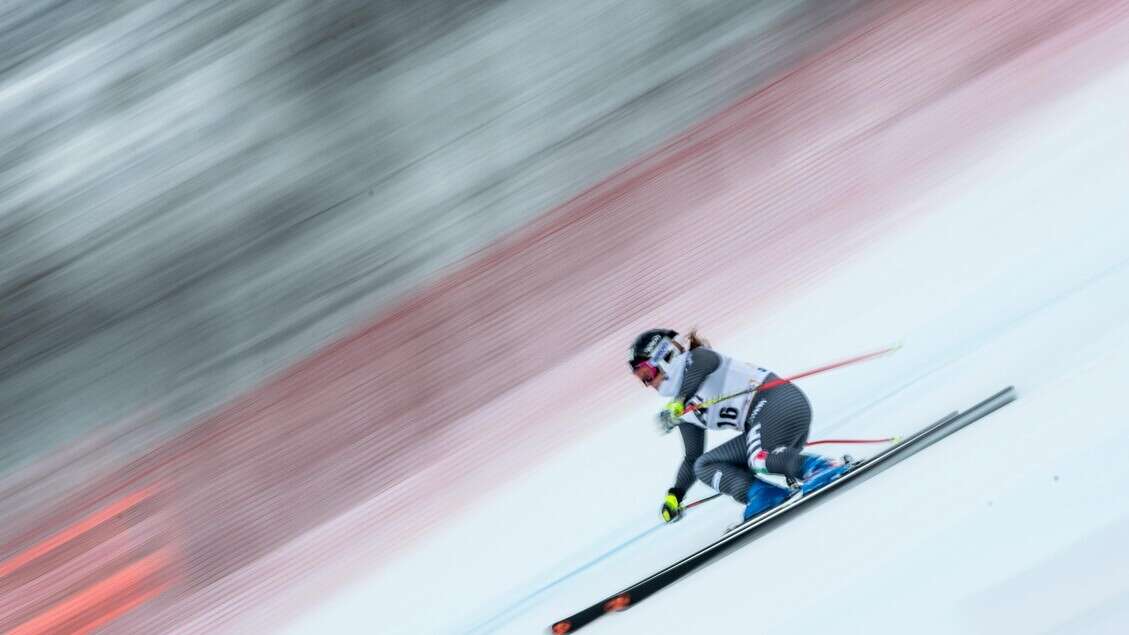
[662,423,704,522]
[658,348,721,433]
[675,347,721,403]
[671,423,705,496]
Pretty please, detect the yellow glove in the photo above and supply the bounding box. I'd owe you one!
[656,400,685,434]
[664,400,685,418]
[661,488,685,523]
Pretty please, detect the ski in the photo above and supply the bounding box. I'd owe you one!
[549,386,1017,634]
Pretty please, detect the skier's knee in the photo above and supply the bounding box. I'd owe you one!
[692,455,713,484]
[694,458,729,491]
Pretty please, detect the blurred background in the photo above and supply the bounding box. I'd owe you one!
[2,1,1127,633]
[0,0,869,473]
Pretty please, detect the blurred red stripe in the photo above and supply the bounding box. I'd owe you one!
[71,582,170,635]
[7,548,170,635]
[0,487,155,579]
[1,517,168,625]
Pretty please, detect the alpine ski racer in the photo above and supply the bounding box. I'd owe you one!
[628,328,850,523]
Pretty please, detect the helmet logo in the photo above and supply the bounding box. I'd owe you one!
[648,338,671,364]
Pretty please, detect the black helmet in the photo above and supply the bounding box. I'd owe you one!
[628,329,678,372]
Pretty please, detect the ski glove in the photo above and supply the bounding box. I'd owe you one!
[655,400,685,435]
[661,488,685,523]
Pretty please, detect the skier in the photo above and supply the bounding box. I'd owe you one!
[628,328,849,523]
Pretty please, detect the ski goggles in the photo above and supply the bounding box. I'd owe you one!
[632,360,660,386]
[633,338,673,385]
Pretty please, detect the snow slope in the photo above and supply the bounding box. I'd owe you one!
[282,49,1129,635]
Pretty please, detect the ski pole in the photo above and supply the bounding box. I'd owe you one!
[681,493,722,510]
[685,342,902,415]
[805,436,900,447]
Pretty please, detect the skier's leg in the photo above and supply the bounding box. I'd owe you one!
[744,378,811,480]
[745,378,846,491]
[693,436,756,503]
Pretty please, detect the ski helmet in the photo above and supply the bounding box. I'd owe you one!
[628,329,678,383]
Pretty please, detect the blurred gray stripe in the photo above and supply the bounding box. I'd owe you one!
[0,0,874,472]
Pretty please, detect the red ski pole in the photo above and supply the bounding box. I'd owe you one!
[805,436,899,447]
[685,342,902,415]
[682,493,722,510]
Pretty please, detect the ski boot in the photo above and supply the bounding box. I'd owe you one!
[799,454,851,495]
[742,479,793,521]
